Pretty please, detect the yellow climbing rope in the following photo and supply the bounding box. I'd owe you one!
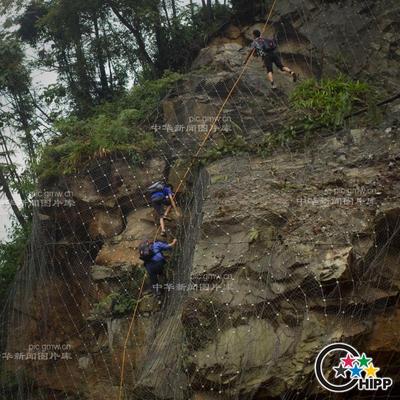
[117,2,277,398]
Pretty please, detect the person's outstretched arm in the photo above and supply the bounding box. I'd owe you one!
[157,239,177,251]
[169,238,177,248]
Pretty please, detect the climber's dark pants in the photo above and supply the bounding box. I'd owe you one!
[263,51,284,73]
[152,198,171,217]
[144,260,166,293]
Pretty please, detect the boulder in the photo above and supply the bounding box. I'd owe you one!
[224,25,242,40]
[90,263,133,281]
[95,208,156,267]
[87,208,124,240]
[350,128,366,145]
[192,43,244,71]
[187,318,294,391]
[67,157,166,208]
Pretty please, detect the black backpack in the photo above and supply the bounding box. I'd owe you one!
[139,241,155,262]
[263,38,277,52]
[254,37,277,57]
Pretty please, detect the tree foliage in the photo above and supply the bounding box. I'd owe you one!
[14,0,231,115]
[0,34,36,161]
[0,34,37,227]
[0,221,30,307]
[0,0,232,244]
[36,71,182,180]
[0,0,233,238]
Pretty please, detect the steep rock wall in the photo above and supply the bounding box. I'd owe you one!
[2,2,400,399]
[185,123,400,398]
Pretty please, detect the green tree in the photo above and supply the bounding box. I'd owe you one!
[0,33,36,162]
[17,0,131,114]
[0,34,37,228]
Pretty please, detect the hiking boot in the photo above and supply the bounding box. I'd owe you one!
[271,82,277,90]
[292,72,297,82]
[160,230,167,237]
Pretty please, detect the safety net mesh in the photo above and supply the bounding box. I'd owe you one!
[1,0,400,399]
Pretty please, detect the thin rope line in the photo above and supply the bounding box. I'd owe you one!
[117,275,146,400]
[117,2,277,398]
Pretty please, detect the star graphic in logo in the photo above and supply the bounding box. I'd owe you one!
[341,353,356,368]
[364,363,380,378]
[333,362,348,378]
[358,353,372,368]
[349,362,363,378]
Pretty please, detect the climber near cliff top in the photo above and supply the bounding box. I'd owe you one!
[244,29,297,89]
[148,181,180,236]
[139,238,178,297]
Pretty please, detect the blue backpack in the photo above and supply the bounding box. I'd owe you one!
[147,181,166,202]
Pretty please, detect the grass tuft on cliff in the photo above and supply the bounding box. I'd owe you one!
[259,75,378,150]
[290,75,374,130]
[36,72,183,181]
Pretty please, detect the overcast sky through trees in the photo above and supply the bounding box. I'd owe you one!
[0,0,215,240]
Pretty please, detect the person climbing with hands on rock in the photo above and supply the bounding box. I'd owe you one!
[244,29,297,90]
[147,181,180,237]
[139,238,178,298]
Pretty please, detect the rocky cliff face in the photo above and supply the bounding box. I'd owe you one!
[3,1,400,399]
[186,126,400,398]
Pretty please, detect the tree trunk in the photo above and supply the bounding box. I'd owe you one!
[93,13,110,98]
[102,22,115,91]
[0,133,27,204]
[170,0,177,19]
[107,1,155,71]
[189,0,195,20]
[0,168,26,228]
[207,0,213,20]
[12,93,35,163]
[71,12,94,113]
[153,2,168,74]
[58,45,77,94]
[162,0,172,30]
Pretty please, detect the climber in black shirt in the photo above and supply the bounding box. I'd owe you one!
[244,29,297,89]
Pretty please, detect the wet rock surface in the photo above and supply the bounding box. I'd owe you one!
[183,121,400,397]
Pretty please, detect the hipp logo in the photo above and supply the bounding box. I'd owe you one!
[314,343,393,393]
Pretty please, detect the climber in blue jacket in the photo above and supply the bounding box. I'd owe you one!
[139,238,178,296]
[148,182,180,237]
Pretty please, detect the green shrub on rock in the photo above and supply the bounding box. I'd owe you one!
[290,75,374,132]
[90,291,138,320]
[36,72,182,179]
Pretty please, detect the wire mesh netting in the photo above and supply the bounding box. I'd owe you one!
[1,0,400,399]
